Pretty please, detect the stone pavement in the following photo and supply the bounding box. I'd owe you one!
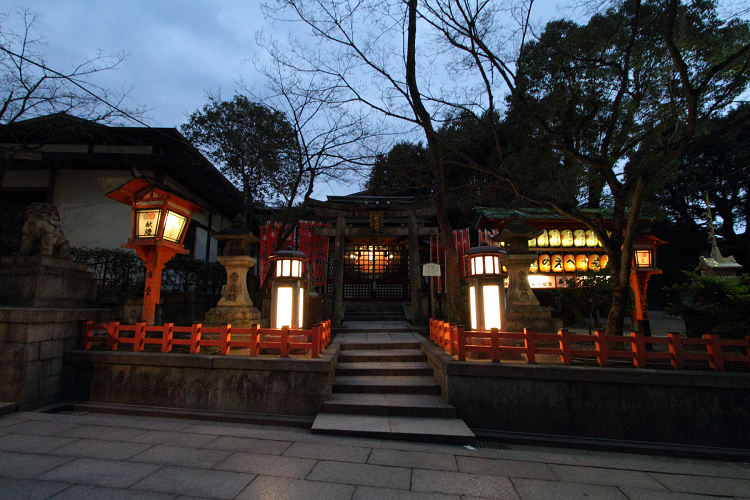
[2,409,749,499]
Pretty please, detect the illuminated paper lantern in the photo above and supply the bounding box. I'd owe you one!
[552,254,563,273]
[589,254,601,270]
[573,230,586,247]
[563,254,576,272]
[537,230,549,247]
[561,229,574,247]
[585,230,598,247]
[576,254,588,271]
[539,254,551,273]
[529,259,539,273]
[548,229,561,247]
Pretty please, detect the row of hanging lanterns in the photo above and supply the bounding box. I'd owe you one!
[526,229,603,248]
[529,253,609,273]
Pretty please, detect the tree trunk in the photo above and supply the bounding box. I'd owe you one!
[405,0,466,325]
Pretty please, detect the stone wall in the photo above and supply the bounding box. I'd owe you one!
[0,307,114,411]
[64,347,339,417]
[422,340,750,450]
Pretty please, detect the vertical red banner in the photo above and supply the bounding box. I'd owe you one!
[298,221,329,287]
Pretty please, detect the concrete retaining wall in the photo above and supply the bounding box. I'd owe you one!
[422,340,750,450]
[64,348,338,417]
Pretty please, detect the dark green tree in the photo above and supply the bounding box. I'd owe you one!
[181,95,299,224]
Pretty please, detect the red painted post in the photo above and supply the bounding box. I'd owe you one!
[108,322,120,351]
[220,325,231,355]
[524,328,536,365]
[281,326,289,357]
[449,324,457,355]
[457,326,466,361]
[631,331,646,368]
[668,332,684,370]
[490,328,500,363]
[81,321,93,349]
[706,335,724,372]
[190,323,202,354]
[162,323,174,353]
[559,329,571,365]
[134,322,146,352]
[250,324,259,356]
[312,324,320,358]
[595,330,608,367]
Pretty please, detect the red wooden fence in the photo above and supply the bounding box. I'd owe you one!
[429,318,750,371]
[81,320,332,358]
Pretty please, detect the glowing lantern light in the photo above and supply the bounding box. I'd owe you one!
[537,230,549,247]
[529,260,539,273]
[585,230,598,247]
[269,248,308,329]
[548,229,561,247]
[466,246,506,331]
[563,254,577,273]
[539,254,551,273]
[576,254,588,271]
[589,254,601,271]
[561,229,574,247]
[552,254,564,273]
[573,230,586,247]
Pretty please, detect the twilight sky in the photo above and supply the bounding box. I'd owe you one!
[4,0,570,198]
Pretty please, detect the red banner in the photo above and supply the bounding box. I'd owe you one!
[429,228,471,293]
[299,221,330,287]
[259,222,296,285]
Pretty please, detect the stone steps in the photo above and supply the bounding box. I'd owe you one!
[312,337,476,445]
[322,393,456,418]
[338,349,426,363]
[333,375,442,394]
[335,361,433,376]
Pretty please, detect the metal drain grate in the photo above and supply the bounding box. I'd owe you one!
[476,441,510,450]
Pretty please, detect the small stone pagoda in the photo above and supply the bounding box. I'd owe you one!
[696,197,742,278]
[203,215,264,327]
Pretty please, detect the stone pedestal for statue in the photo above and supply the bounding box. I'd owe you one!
[500,253,562,332]
[204,255,264,328]
[0,255,97,309]
[496,218,562,333]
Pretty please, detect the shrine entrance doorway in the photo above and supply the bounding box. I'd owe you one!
[339,244,410,301]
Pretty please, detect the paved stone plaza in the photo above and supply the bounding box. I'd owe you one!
[1,409,749,499]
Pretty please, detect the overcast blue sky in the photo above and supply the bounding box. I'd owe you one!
[3,0,572,197]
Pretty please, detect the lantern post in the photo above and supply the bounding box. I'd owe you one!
[106,176,202,325]
[465,246,506,331]
[269,248,309,329]
[630,235,665,338]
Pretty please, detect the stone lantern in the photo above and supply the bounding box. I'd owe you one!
[203,215,263,328]
[495,218,562,333]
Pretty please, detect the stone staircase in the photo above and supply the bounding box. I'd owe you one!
[311,336,476,445]
[343,302,406,322]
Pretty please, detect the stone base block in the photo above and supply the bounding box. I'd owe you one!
[203,306,267,329]
[505,307,563,333]
[0,255,97,308]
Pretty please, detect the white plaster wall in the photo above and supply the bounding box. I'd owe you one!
[52,170,134,250]
[194,227,208,261]
[2,170,51,188]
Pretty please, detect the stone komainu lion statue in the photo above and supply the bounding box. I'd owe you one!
[18,203,71,259]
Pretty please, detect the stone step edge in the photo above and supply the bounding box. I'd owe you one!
[311,413,476,446]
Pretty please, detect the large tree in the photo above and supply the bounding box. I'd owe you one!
[269,0,750,333]
[181,95,299,224]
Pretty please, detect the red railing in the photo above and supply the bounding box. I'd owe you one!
[429,318,750,371]
[81,320,332,358]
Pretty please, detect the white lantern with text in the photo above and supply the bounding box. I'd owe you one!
[466,246,506,331]
[269,248,309,329]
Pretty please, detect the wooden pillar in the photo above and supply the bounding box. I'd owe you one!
[331,216,346,325]
[409,214,422,325]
